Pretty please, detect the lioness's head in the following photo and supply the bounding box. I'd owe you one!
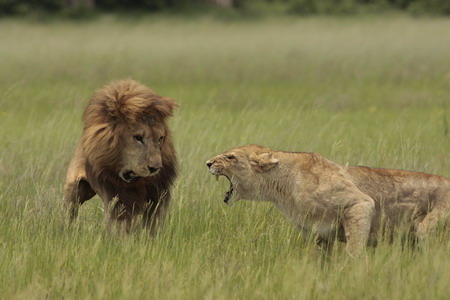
[82,79,178,182]
[206,144,279,205]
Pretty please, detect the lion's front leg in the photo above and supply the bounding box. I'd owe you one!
[64,178,96,222]
[142,190,171,236]
[341,195,375,258]
[64,181,80,221]
[104,196,133,234]
[64,143,96,222]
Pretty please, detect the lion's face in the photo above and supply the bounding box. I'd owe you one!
[206,145,278,205]
[118,119,166,182]
[81,79,177,182]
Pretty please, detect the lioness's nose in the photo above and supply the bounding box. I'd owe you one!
[206,161,213,168]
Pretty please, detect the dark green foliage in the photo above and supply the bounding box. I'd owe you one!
[289,0,317,15]
[291,0,362,14]
[408,0,450,15]
[0,0,65,15]
[0,0,449,16]
[289,0,450,15]
[0,0,201,15]
[95,0,199,11]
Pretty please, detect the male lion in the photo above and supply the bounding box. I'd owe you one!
[206,144,450,257]
[64,79,178,233]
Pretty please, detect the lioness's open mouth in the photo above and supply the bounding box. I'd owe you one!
[222,174,234,204]
[212,173,234,204]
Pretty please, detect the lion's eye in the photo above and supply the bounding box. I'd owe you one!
[225,155,235,160]
[158,136,165,146]
[133,135,144,144]
[146,115,156,122]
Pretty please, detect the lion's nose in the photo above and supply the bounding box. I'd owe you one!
[206,161,213,168]
[148,166,160,174]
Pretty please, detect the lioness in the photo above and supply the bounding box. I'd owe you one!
[206,144,450,256]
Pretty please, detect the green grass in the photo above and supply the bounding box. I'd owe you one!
[1,15,450,299]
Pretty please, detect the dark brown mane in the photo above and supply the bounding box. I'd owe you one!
[81,79,178,178]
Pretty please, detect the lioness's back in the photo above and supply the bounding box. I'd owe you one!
[347,166,450,208]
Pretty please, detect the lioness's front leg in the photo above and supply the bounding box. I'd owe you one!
[341,194,375,258]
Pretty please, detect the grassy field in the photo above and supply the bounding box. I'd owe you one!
[0,15,449,299]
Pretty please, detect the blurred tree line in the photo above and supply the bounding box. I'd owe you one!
[289,0,450,15]
[0,0,449,16]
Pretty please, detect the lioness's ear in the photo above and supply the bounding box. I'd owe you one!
[250,153,279,172]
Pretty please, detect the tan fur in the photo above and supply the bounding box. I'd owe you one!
[207,144,450,257]
[64,79,178,233]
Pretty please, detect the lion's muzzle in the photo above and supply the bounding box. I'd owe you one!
[121,170,139,182]
[120,165,160,182]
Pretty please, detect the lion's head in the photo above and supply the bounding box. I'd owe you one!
[206,144,279,205]
[82,79,178,183]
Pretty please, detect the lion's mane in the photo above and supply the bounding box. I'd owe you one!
[81,79,178,186]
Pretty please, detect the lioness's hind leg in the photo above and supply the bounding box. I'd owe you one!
[316,237,335,255]
[416,200,450,243]
[342,195,375,258]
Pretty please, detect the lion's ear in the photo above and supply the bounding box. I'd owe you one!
[250,153,278,172]
[153,96,179,118]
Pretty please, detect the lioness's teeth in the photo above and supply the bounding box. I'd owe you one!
[215,175,219,181]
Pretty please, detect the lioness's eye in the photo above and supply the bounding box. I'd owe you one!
[158,136,165,146]
[225,155,235,160]
[133,135,144,143]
